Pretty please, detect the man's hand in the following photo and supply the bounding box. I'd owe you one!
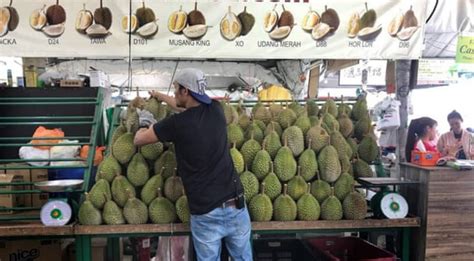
[138,109,157,128]
[134,125,159,146]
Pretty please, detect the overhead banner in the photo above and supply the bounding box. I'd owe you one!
[0,0,427,59]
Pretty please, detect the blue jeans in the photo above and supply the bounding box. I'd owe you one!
[190,205,253,261]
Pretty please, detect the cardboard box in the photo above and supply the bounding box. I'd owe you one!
[0,239,61,261]
[31,169,49,208]
[5,164,31,207]
[65,238,108,261]
[0,173,24,214]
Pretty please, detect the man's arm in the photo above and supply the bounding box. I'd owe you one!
[134,126,159,146]
[150,91,185,113]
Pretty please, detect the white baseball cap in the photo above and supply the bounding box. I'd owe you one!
[174,68,211,104]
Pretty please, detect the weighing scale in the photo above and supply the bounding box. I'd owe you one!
[34,179,84,226]
[357,177,417,219]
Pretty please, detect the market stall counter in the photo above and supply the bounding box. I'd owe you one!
[399,162,474,260]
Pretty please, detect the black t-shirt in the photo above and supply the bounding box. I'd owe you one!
[153,100,243,215]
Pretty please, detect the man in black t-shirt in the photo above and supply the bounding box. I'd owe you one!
[134,68,252,260]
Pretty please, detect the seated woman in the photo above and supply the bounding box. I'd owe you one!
[405,117,438,162]
[437,111,474,160]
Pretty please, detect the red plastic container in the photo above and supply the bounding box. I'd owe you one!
[305,237,396,261]
[411,151,440,166]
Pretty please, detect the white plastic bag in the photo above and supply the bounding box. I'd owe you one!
[376,98,401,131]
[50,140,82,166]
[19,144,50,166]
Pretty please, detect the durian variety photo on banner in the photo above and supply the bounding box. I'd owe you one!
[1,0,427,59]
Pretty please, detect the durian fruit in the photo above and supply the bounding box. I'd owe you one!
[136,21,158,39]
[127,153,149,187]
[321,96,338,118]
[154,149,177,179]
[273,184,297,221]
[237,6,255,36]
[263,128,282,160]
[78,193,102,225]
[306,99,319,117]
[322,110,340,134]
[269,102,284,120]
[318,145,342,183]
[311,172,331,204]
[263,4,278,33]
[338,97,354,138]
[288,101,305,116]
[136,1,155,27]
[88,179,111,209]
[353,157,374,178]
[96,155,121,183]
[274,138,297,182]
[358,136,379,163]
[140,142,164,161]
[278,5,294,28]
[228,123,245,148]
[249,183,273,222]
[262,162,282,201]
[112,133,136,165]
[121,14,138,34]
[343,185,368,220]
[164,168,184,203]
[402,6,418,28]
[251,143,271,180]
[238,113,252,130]
[330,130,350,160]
[254,105,272,125]
[187,2,205,26]
[240,132,261,168]
[351,96,368,121]
[265,121,283,137]
[175,189,190,223]
[42,24,65,38]
[245,122,263,144]
[306,118,330,153]
[222,101,239,125]
[30,5,47,31]
[357,26,382,41]
[111,124,127,145]
[387,12,404,37]
[230,143,245,174]
[94,0,112,30]
[321,188,343,220]
[149,187,176,224]
[240,168,259,204]
[220,6,241,41]
[46,0,66,25]
[168,5,187,34]
[312,23,332,41]
[141,168,164,205]
[111,173,135,208]
[397,26,419,41]
[360,2,376,29]
[277,107,297,129]
[294,115,311,136]
[298,139,318,182]
[5,0,19,32]
[269,26,291,41]
[253,119,267,132]
[103,194,125,225]
[301,6,320,32]
[347,12,361,38]
[354,114,371,141]
[282,126,304,157]
[297,183,320,221]
[334,173,354,201]
[75,4,93,34]
[320,5,339,32]
[123,190,148,224]
[287,166,308,201]
[340,155,353,176]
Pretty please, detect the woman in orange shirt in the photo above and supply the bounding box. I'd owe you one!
[405,117,438,162]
